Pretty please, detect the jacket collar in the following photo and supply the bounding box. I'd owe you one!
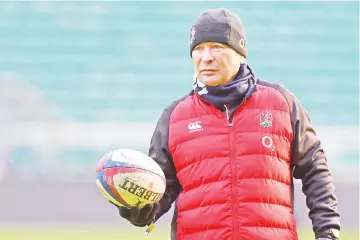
[192,62,257,110]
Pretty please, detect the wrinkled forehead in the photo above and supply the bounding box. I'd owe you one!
[195,42,231,48]
[192,42,242,58]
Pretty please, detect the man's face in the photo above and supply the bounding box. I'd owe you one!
[192,42,243,87]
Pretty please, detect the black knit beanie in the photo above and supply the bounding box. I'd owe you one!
[190,8,247,58]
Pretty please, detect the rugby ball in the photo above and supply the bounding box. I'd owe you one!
[95,149,166,208]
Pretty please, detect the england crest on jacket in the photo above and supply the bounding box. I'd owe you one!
[259,111,273,128]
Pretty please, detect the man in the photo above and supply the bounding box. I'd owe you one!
[115,8,341,240]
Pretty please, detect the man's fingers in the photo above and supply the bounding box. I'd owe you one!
[118,206,131,219]
[139,204,154,222]
[129,206,141,223]
[144,203,159,225]
[117,203,160,226]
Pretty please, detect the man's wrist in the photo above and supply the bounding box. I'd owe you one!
[315,228,340,240]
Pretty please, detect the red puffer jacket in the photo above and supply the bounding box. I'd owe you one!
[167,85,297,240]
[149,79,340,240]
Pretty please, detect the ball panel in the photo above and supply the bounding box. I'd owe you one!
[103,164,166,181]
[95,152,112,172]
[105,170,132,208]
[113,172,166,208]
[103,160,147,172]
[95,178,122,207]
[96,170,131,207]
[96,170,120,202]
[111,149,165,177]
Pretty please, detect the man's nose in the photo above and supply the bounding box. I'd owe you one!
[201,48,215,63]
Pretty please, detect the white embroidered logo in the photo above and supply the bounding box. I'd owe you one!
[188,121,202,133]
[262,136,275,151]
[190,27,196,44]
[259,111,273,128]
[239,38,245,49]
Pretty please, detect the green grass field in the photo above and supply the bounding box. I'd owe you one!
[0,228,358,240]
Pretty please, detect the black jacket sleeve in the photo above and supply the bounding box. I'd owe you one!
[286,90,341,239]
[148,100,184,222]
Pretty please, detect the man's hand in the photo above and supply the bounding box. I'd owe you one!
[112,202,159,227]
[315,228,339,240]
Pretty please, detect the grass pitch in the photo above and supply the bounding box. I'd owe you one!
[0,228,358,240]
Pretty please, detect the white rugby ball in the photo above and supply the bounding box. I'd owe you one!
[96,149,166,208]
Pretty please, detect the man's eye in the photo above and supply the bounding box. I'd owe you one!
[213,44,223,49]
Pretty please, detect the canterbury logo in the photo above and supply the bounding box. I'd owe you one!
[188,121,203,133]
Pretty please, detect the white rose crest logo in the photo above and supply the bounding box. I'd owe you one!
[259,111,273,128]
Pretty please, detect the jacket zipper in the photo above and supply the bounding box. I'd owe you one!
[224,104,232,127]
[195,92,254,239]
[224,104,238,240]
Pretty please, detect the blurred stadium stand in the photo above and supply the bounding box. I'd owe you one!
[0,1,358,234]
